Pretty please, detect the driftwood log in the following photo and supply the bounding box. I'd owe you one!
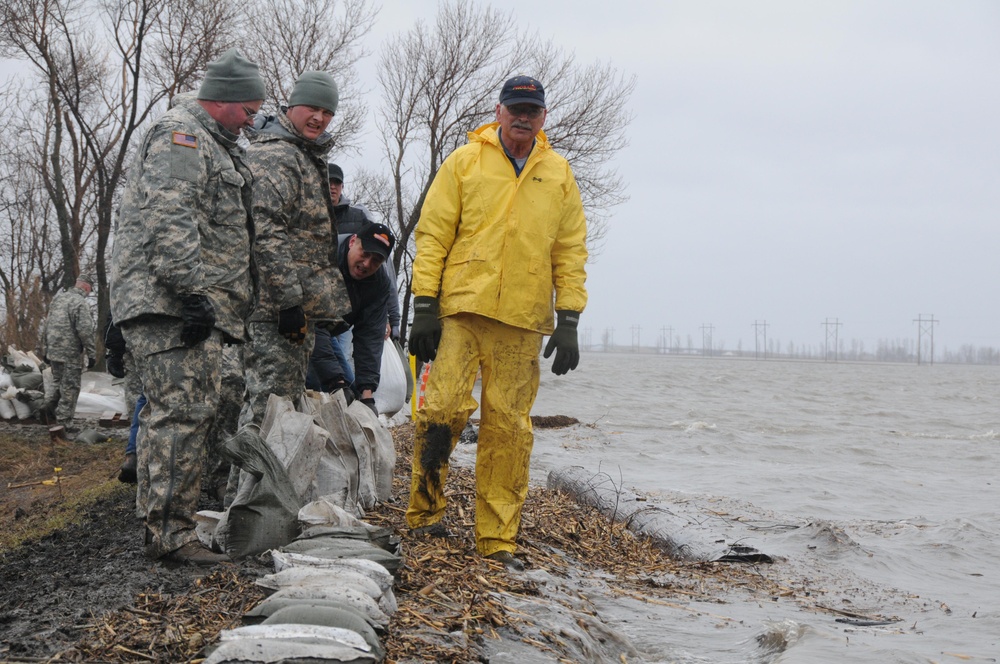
[547,465,772,564]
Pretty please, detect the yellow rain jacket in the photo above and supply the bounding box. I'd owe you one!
[412,122,588,334]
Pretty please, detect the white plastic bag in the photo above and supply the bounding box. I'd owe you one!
[373,338,406,417]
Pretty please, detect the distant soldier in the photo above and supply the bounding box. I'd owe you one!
[39,274,96,429]
[111,49,264,567]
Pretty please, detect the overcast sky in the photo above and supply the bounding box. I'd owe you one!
[5,1,998,356]
[355,0,1000,355]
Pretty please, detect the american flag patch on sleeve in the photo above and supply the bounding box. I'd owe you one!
[172,131,198,148]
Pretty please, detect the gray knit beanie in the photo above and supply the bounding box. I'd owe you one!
[197,49,266,102]
[287,71,339,113]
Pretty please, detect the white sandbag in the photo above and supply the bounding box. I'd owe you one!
[6,346,38,371]
[0,369,11,391]
[373,338,406,418]
[205,637,376,664]
[299,498,368,529]
[0,397,16,420]
[262,400,327,501]
[270,551,394,592]
[74,391,126,418]
[308,391,362,512]
[195,510,225,549]
[256,567,384,601]
[346,403,395,504]
[218,623,372,653]
[11,395,31,420]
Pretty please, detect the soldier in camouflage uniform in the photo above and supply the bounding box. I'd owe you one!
[240,71,349,427]
[39,275,96,428]
[110,49,264,567]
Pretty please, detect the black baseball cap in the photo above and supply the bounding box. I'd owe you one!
[356,222,395,259]
[328,162,344,183]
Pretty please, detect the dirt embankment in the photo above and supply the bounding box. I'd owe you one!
[1,417,785,663]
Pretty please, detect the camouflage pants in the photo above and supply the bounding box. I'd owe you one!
[204,344,244,499]
[240,321,315,427]
[122,317,223,558]
[49,358,83,425]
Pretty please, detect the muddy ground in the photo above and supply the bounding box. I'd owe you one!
[0,416,809,663]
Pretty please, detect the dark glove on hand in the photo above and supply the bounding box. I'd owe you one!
[87,356,96,370]
[543,310,580,375]
[360,397,379,416]
[408,296,441,363]
[106,354,126,378]
[337,385,356,406]
[179,294,216,347]
[316,318,350,336]
[278,305,308,344]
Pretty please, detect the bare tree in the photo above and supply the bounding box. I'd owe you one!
[0,0,377,355]
[242,0,377,156]
[373,0,635,342]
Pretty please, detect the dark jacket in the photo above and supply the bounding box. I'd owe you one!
[337,233,390,393]
[335,197,400,338]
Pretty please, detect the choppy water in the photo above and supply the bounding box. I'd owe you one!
[518,353,999,662]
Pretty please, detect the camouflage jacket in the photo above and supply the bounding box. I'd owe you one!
[244,111,348,322]
[110,94,257,344]
[39,286,95,362]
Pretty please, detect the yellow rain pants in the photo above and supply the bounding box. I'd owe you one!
[406,313,541,556]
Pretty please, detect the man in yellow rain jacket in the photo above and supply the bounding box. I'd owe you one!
[407,75,588,571]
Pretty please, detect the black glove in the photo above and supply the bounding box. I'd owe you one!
[408,296,441,362]
[316,318,350,336]
[87,356,96,370]
[360,397,378,416]
[543,310,580,375]
[337,385,356,406]
[278,305,307,344]
[106,354,126,378]
[179,294,216,347]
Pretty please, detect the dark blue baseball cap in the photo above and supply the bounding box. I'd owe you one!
[499,75,546,107]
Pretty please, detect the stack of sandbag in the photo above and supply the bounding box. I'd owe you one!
[200,389,397,559]
[202,498,401,664]
[0,347,47,419]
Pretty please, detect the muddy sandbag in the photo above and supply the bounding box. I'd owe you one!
[9,365,43,390]
[257,567,384,601]
[244,596,382,632]
[296,525,399,553]
[263,606,384,662]
[262,587,389,627]
[75,428,110,444]
[344,400,395,507]
[216,426,304,558]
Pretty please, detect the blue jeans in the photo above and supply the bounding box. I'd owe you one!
[126,392,146,455]
[306,327,355,391]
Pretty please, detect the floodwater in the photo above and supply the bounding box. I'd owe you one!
[508,352,998,663]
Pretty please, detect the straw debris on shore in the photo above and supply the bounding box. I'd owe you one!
[3,418,793,663]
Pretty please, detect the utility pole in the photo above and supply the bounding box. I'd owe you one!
[752,320,769,360]
[700,323,714,357]
[631,325,641,353]
[660,326,673,354]
[913,314,939,365]
[822,318,842,362]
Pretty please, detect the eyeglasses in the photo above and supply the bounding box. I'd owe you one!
[504,104,544,119]
[240,102,260,118]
